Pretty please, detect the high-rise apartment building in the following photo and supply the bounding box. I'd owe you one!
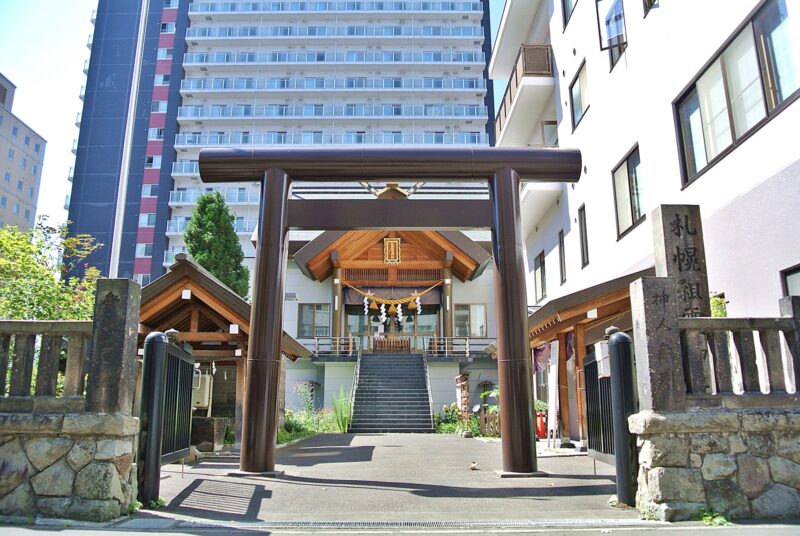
[69,0,494,287]
[0,73,46,230]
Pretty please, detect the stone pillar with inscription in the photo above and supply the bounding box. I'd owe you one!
[630,205,711,411]
[85,279,142,415]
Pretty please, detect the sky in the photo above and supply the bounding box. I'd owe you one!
[0,0,506,226]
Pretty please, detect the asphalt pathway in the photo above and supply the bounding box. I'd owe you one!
[149,433,640,525]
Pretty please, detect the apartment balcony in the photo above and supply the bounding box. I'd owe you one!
[174,131,489,148]
[64,195,71,211]
[172,161,200,175]
[185,25,483,45]
[90,9,96,23]
[182,51,485,72]
[166,218,257,235]
[169,188,260,207]
[176,104,488,122]
[86,34,93,49]
[68,167,74,183]
[494,44,555,147]
[79,85,85,101]
[180,76,486,97]
[71,140,78,155]
[83,59,90,75]
[188,2,484,18]
[75,112,82,127]
[163,247,186,266]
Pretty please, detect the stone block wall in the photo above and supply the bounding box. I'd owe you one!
[629,408,800,521]
[0,413,139,522]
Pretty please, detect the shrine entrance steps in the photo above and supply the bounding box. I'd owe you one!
[349,354,434,433]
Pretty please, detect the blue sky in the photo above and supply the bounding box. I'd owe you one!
[0,0,505,225]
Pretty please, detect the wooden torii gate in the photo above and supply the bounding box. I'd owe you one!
[199,146,582,476]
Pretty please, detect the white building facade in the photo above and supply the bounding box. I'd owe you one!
[490,0,800,318]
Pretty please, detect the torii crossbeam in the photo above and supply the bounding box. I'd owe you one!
[199,146,582,476]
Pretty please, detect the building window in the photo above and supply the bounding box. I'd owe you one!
[298,304,330,337]
[612,145,645,237]
[454,304,487,337]
[160,22,175,33]
[677,0,799,184]
[34,143,40,153]
[138,213,156,227]
[534,251,547,303]
[643,0,658,16]
[135,243,153,258]
[28,186,34,197]
[12,126,18,137]
[142,184,159,197]
[154,74,170,85]
[23,209,30,221]
[145,155,162,169]
[24,135,30,146]
[563,0,578,26]
[157,48,174,59]
[542,121,558,146]
[3,172,9,183]
[570,62,589,129]
[151,101,168,113]
[0,196,6,207]
[31,164,36,176]
[7,149,14,160]
[16,180,23,191]
[133,273,152,286]
[558,229,567,284]
[13,204,19,215]
[605,0,627,68]
[578,204,589,268]
[21,158,26,170]
[148,128,165,140]
[783,264,800,296]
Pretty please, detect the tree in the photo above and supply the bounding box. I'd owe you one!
[0,218,101,320]
[183,192,250,298]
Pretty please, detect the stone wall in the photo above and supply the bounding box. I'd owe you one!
[0,413,139,522]
[630,408,800,521]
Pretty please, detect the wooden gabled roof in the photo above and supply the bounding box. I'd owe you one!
[139,254,310,360]
[293,230,491,283]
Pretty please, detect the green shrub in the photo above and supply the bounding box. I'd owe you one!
[331,386,351,432]
[533,399,548,413]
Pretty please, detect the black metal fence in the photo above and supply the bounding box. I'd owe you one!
[584,351,615,465]
[137,331,195,504]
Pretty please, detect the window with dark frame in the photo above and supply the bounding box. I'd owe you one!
[542,120,558,146]
[534,251,547,303]
[454,304,486,337]
[612,145,645,237]
[605,0,627,68]
[783,265,800,296]
[298,304,331,337]
[677,0,799,184]
[578,205,589,268]
[570,62,589,129]
[563,0,578,27]
[558,229,567,284]
[643,0,658,16]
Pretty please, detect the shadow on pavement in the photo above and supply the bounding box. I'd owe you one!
[166,478,271,521]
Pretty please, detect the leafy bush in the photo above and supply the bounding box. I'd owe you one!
[480,388,499,414]
[534,399,548,413]
[331,386,351,432]
[293,382,317,414]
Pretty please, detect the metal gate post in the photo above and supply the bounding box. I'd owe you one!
[607,326,636,506]
[137,332,168,504]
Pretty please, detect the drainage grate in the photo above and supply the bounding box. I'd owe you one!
[179,518,661,530]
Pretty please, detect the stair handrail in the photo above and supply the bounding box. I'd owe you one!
[348,337,361,431]
[422,353,435,428]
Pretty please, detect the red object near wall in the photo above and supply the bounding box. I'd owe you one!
[536,412,547,439]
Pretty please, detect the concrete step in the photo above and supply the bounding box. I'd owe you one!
[349,427,434,433]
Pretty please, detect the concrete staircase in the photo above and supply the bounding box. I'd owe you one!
[349,354,434,433]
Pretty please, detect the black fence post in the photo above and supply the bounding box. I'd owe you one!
[606,326,636,507]
[137,332,168,504]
